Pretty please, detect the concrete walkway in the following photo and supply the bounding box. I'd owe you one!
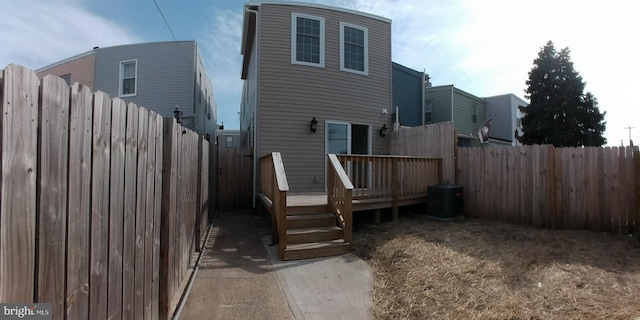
[178,210,373,320]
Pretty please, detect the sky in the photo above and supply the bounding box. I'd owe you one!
[2,0,639,146]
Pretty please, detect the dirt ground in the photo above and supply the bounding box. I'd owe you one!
[352,211,640,320]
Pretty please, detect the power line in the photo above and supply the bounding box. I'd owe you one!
[151,0,189,62]
[152,0,179,42]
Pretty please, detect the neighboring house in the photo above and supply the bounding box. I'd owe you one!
[36,41,217,138]
[424,85,487,147]
[391,62,428,127]
[217,129,242,148]
[241,1,392,192]
[486,94,527,146]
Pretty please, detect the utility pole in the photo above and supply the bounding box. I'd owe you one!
[625,126,635,146]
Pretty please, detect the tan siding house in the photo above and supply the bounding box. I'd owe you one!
[241,1,392,193]
[36,50,96,90]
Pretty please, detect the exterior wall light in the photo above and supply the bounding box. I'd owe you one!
[310,116,318,133]
[379,124,388,137]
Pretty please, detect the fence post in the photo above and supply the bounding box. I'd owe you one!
[629,147,640,232]
[546,145,560,229]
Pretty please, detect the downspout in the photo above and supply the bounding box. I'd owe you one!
[421,69,425,125]
[450,85,454,122]
[245,6,259,208]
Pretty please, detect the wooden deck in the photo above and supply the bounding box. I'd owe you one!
[259,153,442,260]
[287,191,428,221]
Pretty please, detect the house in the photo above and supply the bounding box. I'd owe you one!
[391,62,429,127]
[424,85,487,147]
[36,41,217,138]
[486,94,527,146]
[240,1,392,193]
[217,129,242,148]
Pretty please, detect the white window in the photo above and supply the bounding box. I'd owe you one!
[291,13,325,67]
[226,136,233,147]
[119,60,137,97]
[340,22,368,75]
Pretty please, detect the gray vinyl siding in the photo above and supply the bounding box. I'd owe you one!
[257,4,392,192]
[241,35,258,148]
[486,94,512,141]
[95,41,196,127]
[425,85,454,123]
[392,62,422,127]
[194,46,216,138]
[486,94,527,145]
[452,87,486,137]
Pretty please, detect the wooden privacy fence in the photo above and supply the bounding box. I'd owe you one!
[0,65,211,320]
[217,147,253,210]
[458,144,640,234]
[390,122,456,184]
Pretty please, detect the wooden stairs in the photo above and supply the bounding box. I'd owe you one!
[283,205,351,261]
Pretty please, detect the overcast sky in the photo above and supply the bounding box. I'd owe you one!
[2,0,638,145]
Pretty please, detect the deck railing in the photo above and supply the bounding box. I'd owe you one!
[327,154,354,244]
[337,155,443,219]
[259,152,289,260]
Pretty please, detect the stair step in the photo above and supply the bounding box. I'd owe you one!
[287,204,328,215]
[284,240,352,261]
[287,226,343,244]
[287,214,336,229]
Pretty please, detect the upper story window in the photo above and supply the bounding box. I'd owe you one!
[425,99,432,124]
[119,60,137,97]
[340,22,368,75]
[472,104,478,123]
[291,13,325,67]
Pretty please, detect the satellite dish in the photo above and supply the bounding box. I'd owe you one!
[477,117,492,143]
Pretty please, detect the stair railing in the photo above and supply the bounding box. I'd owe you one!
[327,154,354,243]
[259,152,289,259]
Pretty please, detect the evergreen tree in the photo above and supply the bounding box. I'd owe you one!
[519,41,606,147]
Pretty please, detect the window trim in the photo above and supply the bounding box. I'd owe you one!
[339,22,369,75]
[119,59,138,97]
[291,13,325,68]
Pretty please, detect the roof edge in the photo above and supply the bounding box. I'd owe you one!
[36,49,96,73]
[245,1,391,23]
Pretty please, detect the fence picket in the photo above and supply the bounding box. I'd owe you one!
[36,75,68,317]
[66,82,93,319]
[0,65,39,303]
[122,102,139,320]
[90,91,112,320]
[107,97,126,320]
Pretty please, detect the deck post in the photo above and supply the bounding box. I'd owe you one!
[374,209,381,224]
[391,157,399,221]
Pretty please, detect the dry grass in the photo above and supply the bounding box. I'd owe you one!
[352,213,640,320]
